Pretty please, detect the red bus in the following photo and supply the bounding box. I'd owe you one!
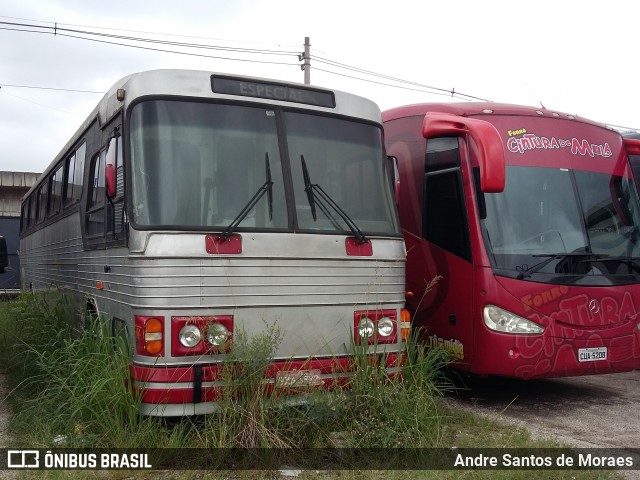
[383,103,640,379]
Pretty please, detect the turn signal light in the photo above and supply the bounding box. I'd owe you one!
[134,316,164,356]
[400,308,411,341]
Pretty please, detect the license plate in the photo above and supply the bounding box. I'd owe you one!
[578,347,608,362]
[275,369,324,388]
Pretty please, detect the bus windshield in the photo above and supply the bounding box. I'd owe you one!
[285,111,397,234]
[483,166,640,282]
[129,100,398,234]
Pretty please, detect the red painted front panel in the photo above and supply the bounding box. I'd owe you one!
[470,269,640,378]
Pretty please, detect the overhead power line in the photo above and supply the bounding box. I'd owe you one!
[0,20,298,58]
[0,15,301,50]
[0,83,103,94]
[311,55,490,102]
[0,88,83,116]
[0,18,489,102]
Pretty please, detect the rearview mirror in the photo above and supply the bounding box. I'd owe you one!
[422,112,505,193]
[105,163,116,199]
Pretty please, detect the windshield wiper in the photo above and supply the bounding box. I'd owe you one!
[220,153,273,241]
[300,155,368,244]
[516,252,598,280]
[517,253,640,279]
[584,255,640,274]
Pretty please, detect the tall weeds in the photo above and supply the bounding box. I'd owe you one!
[0,291,174,448]
[0,293,453,451]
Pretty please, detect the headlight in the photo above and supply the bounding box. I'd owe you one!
[483,305,544,334]
[357,317,375,338]
[179,324,202,347]
[377,316,395,337]
[207,323,231,346]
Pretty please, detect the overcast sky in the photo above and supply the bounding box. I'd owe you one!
[1,0,639,173]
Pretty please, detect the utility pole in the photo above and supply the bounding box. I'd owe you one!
[300,37,310,85]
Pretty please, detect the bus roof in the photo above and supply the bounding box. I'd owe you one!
[381,102,612,131]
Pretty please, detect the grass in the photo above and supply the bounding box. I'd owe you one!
[0,292,624,479]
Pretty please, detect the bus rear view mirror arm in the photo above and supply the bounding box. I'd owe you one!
[422,112,506,193]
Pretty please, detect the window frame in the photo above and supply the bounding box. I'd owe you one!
[422,136,472,262]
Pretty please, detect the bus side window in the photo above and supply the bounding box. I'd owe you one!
[29,195,37,228]
[423,137,471,262]
[49,163,64,216]
[105,135,125,240]
[36,184,48,223]
[65,142,86,205]
[86,150,106,238]
[20,204,27,232]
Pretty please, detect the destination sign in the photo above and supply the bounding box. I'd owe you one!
[211,76,335,108]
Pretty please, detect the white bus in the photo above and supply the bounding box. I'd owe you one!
[19,70,408,416]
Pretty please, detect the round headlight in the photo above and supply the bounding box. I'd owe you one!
[206,323,230,347]
[179,324,202,348]
[357,317,375,338]
[377,317,394,337]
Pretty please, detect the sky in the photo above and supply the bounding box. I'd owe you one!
[1,0,639,173]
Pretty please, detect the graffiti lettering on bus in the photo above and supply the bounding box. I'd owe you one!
[506,132,613,158]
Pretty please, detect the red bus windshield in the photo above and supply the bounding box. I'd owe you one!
[480,116,640,285]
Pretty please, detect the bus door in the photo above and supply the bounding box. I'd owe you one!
[418,135,475,365]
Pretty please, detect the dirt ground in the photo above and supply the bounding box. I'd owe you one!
[445,370,640,478]
[445,370,640,448]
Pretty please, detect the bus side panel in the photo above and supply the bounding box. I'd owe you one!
[21,213,83,293]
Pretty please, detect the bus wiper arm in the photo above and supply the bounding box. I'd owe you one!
[585,255,640,274]
[300,155,342,231]
[300,155,368,244]
[301,154,317,221]
[516,252,599,280]
[221,153,273,241]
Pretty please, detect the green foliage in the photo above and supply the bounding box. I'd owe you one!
[0,291,175,448]
[344,338,453,448]
[0,294,456,452]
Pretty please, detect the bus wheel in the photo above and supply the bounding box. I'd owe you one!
[86,300,99,325]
